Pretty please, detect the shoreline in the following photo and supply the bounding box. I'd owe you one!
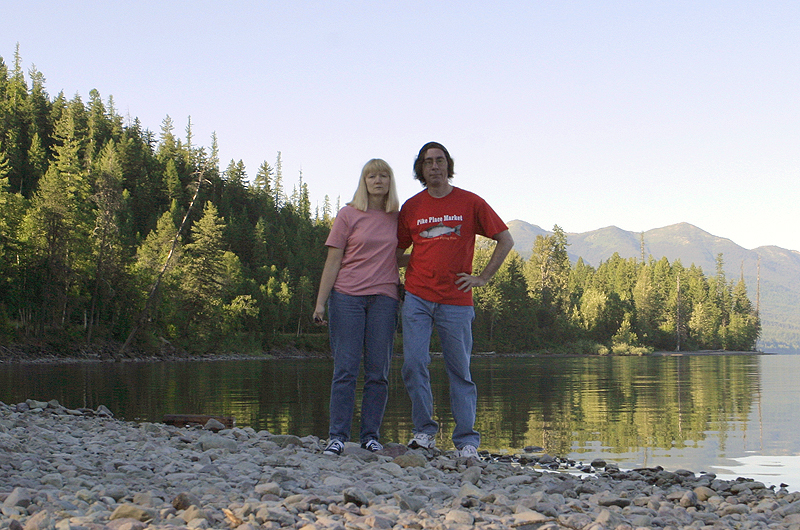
[2,399,800,530]
[0,338,768,365]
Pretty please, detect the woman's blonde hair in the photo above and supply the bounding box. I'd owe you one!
[347,158,400,212]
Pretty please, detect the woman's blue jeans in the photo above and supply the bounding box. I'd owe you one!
[400,292,480,449]
[327,290,398,444]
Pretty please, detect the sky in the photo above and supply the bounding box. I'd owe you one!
[3,1,799,251]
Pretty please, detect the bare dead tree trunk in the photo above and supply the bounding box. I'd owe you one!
[676,272,681,352]
[119,167,209,358]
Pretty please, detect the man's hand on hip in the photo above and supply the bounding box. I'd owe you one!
[455,273,487,292]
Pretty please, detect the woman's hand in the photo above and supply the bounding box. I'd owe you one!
[312,304,327,325]
[313,247,343,326]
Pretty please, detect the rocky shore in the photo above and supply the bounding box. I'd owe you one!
[3,400,800,530]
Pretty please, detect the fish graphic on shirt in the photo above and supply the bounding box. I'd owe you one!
[420,223,461,239]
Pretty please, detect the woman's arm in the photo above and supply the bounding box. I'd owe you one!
[313,246,345,324]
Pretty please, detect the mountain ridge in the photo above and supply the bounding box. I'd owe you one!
[507,220,800,354]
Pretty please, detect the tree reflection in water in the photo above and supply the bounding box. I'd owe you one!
[0,353,783,476]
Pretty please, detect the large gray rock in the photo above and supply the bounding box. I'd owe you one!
[180,505,207,523]
[22,509,50,530]
[197,433,238,452]
[109,504,154,522]
[393,453,427,468]
[3,488,31,508]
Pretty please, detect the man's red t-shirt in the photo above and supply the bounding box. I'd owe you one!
[397,187,508,306]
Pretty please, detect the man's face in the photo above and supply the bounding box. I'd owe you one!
[422,148,448,188]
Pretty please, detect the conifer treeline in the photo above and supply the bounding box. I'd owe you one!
[0,49,333,354]
[472,229,760,353]
[0,50,760,355]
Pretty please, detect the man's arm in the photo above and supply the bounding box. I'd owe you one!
[396,247,410,268]
[455,230,514,292]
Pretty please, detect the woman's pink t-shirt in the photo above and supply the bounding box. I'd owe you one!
[326,205,400,300]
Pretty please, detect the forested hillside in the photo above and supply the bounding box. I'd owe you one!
[0,49,334,356]
[0,50,761,357]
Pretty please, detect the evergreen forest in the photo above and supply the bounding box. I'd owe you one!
[0,49,761,358]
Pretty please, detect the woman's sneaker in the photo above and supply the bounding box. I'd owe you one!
[323,439,344,455]
[408,432,436,449]
[361,439,383,452]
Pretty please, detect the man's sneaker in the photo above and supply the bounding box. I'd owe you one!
[458,444,479,459]
[408,432,436,449]
[361,439,383,452]
[323,439,344,455]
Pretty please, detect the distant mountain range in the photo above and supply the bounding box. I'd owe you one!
[507,220,800,354]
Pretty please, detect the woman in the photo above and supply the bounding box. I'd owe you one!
[313,158,401,455]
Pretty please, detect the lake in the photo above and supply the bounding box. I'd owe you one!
[2,353,799,490]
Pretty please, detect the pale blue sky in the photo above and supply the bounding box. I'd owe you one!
[4,1,799,251]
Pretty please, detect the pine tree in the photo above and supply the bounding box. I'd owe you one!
[135,208,181,282]
[0,147,24,314]
[20,105,92,331]
[21,164,73,329]
[723,275,760,350]
[472,239,506,344]
[185,116,194,154]
[164,159,182,202]
[117,117,165,242]
[87,141,124,341]
[26,132,47,184]
[67,93,90,167]
[177,201,229,345]
[273,151,284,208]
[106,94,123,139]
[298,170,311,219]
[26,65,53,180]
[253,161,274,194]
[2,45,31,196]
[321,195,333,227]
[632,263,659,343]
[183,202,227,297]
[157,115,177,163]
[86,89,112,162]
[206,132,220,186]
[685,265,721,349]
[0,146,9,181]
[222,159,248,213]
[712,253,731,329]
[251,217,271,268]
[525,225,570,313]
[0,55,7,98]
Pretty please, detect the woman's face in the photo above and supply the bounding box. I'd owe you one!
[365,171,391,197]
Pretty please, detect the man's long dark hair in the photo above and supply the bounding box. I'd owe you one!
[413,141,454,187]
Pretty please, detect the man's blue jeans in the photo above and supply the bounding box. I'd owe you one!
[401,292,480,449]
[327,290,398,444]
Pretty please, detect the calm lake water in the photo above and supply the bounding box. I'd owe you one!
[2,353,799,489]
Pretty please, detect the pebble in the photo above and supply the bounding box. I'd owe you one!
[2,399,800,530]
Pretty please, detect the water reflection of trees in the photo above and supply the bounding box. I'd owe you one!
[468,355,760,456]
[0,360,331,439]
[0,355,760,457]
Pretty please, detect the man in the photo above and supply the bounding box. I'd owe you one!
[397,141,514,458]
